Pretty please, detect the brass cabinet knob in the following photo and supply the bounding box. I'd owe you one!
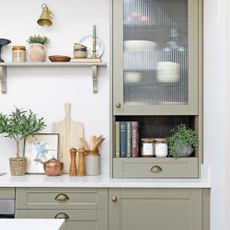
[54,212,69,220]
[112,196,118,202]
[55,193,69,201]
[150,165,162,173]
[115,103,121,108]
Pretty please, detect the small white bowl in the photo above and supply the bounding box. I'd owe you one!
[124,40,157,52]
[157,62,180,83]
[124,72,141,83]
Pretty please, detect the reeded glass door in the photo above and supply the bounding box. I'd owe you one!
[113,0,199,115]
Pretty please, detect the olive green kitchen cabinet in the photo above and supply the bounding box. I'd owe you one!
[109,188,210,230]
[15,188,108,230]
[0,188,15,199]
[111,0,203,178]
[112,0,202,115]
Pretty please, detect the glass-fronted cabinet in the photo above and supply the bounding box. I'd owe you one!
[111,0,202,178]
[113,0,200,115]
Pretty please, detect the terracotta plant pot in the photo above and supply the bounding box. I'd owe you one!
[9,157,27,176]
[29,43,46,62]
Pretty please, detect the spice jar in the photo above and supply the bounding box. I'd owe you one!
[12,46,26,63]
[141,138,155,157]
[154,138,168,157]
[74,43,87,58]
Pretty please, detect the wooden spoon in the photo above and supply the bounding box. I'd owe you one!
[79,137,90,151]
[91,135,97,149]
[93,137,105,151]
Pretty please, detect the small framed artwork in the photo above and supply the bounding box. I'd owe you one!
[24,133,59,173]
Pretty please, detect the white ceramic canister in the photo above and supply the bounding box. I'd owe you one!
[157,62,180,83]
[154,138,168,157]
[85,151,100,176]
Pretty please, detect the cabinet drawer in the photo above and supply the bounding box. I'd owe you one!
[16,188,108,210]
[0,188,15,199]
[16,209,108,230]
[113,157,199,178]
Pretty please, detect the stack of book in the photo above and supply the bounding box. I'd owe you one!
[115,121,139,158]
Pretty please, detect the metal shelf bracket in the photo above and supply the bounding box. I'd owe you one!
[0,66,7,94]
[92,65,98,94]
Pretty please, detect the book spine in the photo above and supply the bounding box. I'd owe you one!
[126,121,131,157]
[120,121,127,157]
[131,121,139,157]
[115,122,120,158]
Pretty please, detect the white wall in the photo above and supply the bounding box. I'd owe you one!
[0,0,110,174]
[204,0,227,229]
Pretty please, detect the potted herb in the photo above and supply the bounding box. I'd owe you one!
[168,124,198,158]
[27,35,49,62]
[0,108,46,176]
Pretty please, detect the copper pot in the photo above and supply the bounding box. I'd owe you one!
[34,158,64,176]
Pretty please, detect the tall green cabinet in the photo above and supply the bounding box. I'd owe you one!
[112,0,203,178]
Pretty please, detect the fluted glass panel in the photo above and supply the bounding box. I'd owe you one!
[123,0,188,105]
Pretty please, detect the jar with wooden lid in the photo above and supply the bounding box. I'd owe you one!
[141,138,155,157]
[12,46,26,63]
[154,138,168,157]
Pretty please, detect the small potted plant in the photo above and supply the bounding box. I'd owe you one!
[0,108,46,176]
[27,35,49,62]
[168,124,198,158]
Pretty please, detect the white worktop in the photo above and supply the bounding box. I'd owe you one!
[0,166,211,188]
[0,219,65,230]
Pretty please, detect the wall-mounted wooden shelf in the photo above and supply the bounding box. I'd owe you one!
[0,62,107,94]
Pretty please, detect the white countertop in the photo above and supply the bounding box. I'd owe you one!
[0,166,211,188]
[0,219,65,230]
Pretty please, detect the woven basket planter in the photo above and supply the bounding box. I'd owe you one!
[9,157,27,176]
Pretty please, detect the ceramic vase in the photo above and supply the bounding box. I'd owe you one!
[29,43,46,62]
[174,140,193,157]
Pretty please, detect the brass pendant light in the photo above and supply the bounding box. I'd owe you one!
[37,3,53,27]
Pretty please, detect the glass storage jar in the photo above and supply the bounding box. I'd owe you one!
[12,46,26,63]
[154,138,168,158]
[141,138,155,157]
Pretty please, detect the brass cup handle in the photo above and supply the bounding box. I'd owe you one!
[150,165,162,173]
[55,193,69,201]
[115,103,121,108]
[112,196,117,202]
[54,212,69,220]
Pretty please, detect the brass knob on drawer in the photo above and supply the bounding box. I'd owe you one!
[55,193,69,201]
[54,212,69,220]
[115,103,121,108]
[112,196,118,202]
[150,165,162,173]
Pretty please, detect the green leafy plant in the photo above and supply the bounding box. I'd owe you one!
[0,108,46,158]
[168,124,198,158]
[27,35,49,45]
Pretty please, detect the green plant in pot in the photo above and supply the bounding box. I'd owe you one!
[27,35,49,62]
[0,108,46,176]
[168,124,198,158]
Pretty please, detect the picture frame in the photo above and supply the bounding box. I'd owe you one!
[24,133,59,174]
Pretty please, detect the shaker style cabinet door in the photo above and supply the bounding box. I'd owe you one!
[113,0,200,115]
[109,188,209,230]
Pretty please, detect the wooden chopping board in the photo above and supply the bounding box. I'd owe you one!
[51,103,84,173]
